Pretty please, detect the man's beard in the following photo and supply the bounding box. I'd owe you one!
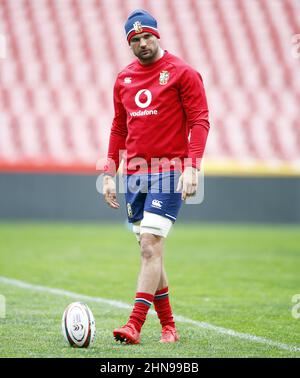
[138,46,158,62]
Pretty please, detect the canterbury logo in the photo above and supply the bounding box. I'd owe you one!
[135,89,152,108]
[151,199,163,209]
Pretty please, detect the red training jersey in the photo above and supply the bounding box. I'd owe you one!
[105,50,210,175]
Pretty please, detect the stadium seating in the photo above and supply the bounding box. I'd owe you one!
[0,0,299,174]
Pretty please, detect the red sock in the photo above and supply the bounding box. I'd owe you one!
[129,292,154,332]
[154,287,175,328]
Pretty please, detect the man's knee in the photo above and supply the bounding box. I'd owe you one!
[140,233,162,260]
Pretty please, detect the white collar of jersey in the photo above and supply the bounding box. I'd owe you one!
[159,48,165,59]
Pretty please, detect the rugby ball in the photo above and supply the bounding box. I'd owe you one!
[62,302,96,348]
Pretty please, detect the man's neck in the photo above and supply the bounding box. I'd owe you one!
[156,48,164,60]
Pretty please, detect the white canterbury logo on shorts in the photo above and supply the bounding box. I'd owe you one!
[151,199,163,209]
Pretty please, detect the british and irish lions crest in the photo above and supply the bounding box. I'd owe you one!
[159,71,170,85]
[133,21,143,33]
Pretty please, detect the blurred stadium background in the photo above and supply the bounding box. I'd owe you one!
[0,0,299,222]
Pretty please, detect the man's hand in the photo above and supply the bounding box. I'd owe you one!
[103,175,120,209]
[176,167,198,201]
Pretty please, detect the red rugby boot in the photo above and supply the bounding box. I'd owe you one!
[113,322,141,344]
[159,325,180,343]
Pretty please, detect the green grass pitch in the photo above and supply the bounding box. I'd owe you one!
[0,222,299,358]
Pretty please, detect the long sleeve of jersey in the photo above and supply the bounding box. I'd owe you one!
[105,78,127,176]
[179,68,210,170]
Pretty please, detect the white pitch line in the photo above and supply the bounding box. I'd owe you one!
[0,276,299,354]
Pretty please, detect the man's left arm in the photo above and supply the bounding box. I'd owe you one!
[177,67,210,199]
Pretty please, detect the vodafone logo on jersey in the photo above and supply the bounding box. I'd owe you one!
[130,89,158,117]
[135,89,152,108]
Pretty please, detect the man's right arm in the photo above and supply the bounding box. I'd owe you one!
[104,77,128,177]
[103,77,127,208]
